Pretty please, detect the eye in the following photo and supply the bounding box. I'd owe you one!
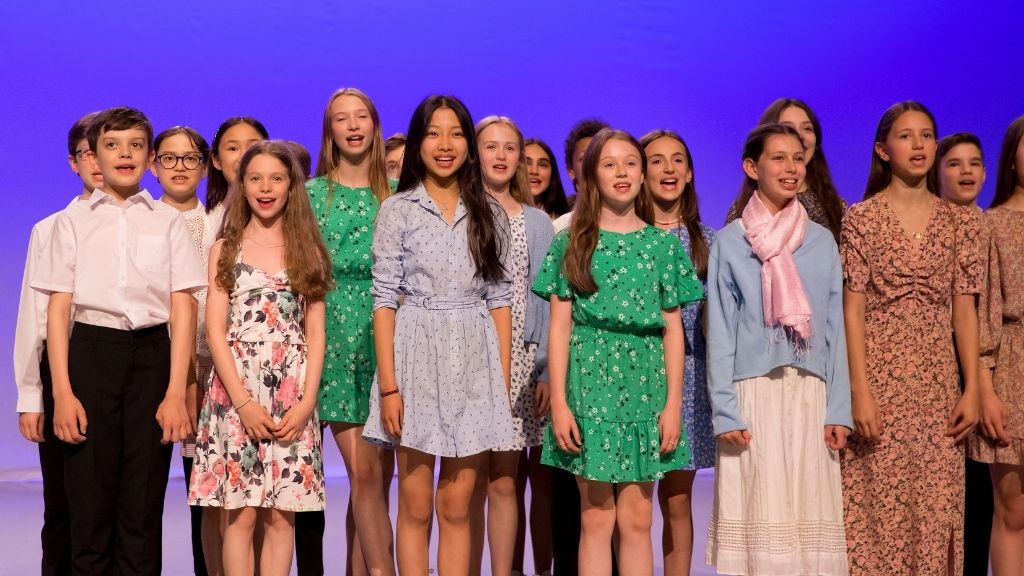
[185,155,202,163]
[650,158,661,165]
[131,142,142,149]
[427,130,438,137]
[486,143,496,150]
[105,141,116,149]
[452,131,464,138]
[226,145,239,152]
[923,132,935,140]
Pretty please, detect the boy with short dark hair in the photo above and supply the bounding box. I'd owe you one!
[32,106,206,575]
[553,118,610,233]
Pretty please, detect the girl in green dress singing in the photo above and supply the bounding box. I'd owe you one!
[532,129,704,575]
[309,88,395,576]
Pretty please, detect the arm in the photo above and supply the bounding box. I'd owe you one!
[843,287,880,440]
[47,292,86,444]
[547,295,581,453]
[977,228,1008,444]
[374,307,402,437]
[658,306,684,453]
[371,199,405,437]
[705,237,746,445]
[15,224,46,441]
[824,247,852,450]
[276,298,326,442]
[155,291,197,444]
[948,293,981,442]
[490,307,512,393]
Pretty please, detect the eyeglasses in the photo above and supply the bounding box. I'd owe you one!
[73,148,95,160]
[157,153,203,170]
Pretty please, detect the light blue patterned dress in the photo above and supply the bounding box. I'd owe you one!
[362,184,515,457]
[669,223,716,470]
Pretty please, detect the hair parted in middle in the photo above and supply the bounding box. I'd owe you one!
[475,115,533,206]
[216,140,334,300]
[563,128,653,294]
[863,100,938,200]
[315,87,391,208]
[398,94,507,283]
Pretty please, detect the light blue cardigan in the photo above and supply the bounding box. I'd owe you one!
[522,206,555,382]
[706,219,852,435]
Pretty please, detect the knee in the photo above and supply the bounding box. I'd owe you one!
[488,475,517,502]
[400,497,434,528]
[349,460,383,494]
[996,494,1024,532]
[227,508,258,531]
[580,506,616,538]
[616,503,653,537]
[437,496,473,526]
[658,489,692,521]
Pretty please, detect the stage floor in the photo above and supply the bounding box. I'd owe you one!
[0,469,719,575]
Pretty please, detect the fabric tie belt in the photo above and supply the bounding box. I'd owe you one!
[403,295,485,310]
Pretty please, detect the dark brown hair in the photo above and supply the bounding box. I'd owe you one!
[216,141,333,299]
[86,106,153,152]
[640,129,709,279]
[991,116,1024,208]
[397,95,506,283]
[863,101,938,200]
[314,88,390,206]
[730,123,805,216]
[564,129,653,293]
[283,140,312,178]
[206,117,269,214]
[68,111,99,156]
[384,133,406,154]
[154,126,210,162]
[524,138,570,217]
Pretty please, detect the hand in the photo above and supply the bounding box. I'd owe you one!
[156,394,194,444]
[275,399,314,443]
[658,407,682,454]
[381,391,404,438]
[53,392,88,444]
[852,393,882,440]
[534,381,550,418]
[979,389,1010,447]
[18,413,45,443]
[824,425,851,450]
[718,430,751,448]
[237,401,276,442]
[947,390,980,444]
[550,402,582,454]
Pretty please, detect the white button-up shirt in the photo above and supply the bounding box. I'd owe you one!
[32,189,207,331]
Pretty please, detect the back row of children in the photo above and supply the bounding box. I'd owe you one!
[13,91,1024,576]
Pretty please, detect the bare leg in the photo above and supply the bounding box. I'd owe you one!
[222,508,257,576]
[333,422,396,575]
[657,470,696,576]
[991,463,1024,576]
[257,509,294,576]
[437,452,490,576]
[202,507,226,576]
[528,446,554,574]
[487,450,521,576]
[577,478,616,576]
[615,482,654,576]
[396,448,436,575]
[512,449,528,574]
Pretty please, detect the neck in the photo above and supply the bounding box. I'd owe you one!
[652,196,682,229]
[161,193,200,212]
[102,184,141,203]
[246,214,284,238]
[331,154,371,188]
[80,185,93,200]
[755,190,791,216]
[886,172,931,199]
[941,193,977,209]
[424,173,460,197]
[599,203,644,233]
[1004,187,1024,210]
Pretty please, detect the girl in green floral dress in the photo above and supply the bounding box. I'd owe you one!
[532,129,704,575]
[309,88,395,575]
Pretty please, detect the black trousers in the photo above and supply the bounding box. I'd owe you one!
[294,422,326,575]
[551,467,581,575]
[181,456,208,576]
[64,323,174,576]
[964,456,993,575]
[39,348,72,576]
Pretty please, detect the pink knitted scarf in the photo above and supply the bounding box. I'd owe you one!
[742,191,813,348]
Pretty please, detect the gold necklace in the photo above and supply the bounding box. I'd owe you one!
[655,216,682,226]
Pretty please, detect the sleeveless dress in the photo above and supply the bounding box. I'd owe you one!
[188,259,325,511]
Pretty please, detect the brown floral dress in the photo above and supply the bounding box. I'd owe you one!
[970,206,1024,464]
[840,195,982,576]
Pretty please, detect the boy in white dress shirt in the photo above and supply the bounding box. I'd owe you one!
[32,106,206,576]
[14,111,101,576]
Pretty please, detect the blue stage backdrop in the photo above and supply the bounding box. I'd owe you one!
[0,1,1021,473]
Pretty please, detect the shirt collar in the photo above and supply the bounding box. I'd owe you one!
[409,183,467,223]
[88,188,158,210]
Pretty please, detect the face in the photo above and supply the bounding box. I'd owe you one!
[213,123,264,185]
[385,145,405,180]
[420,107,468,183]
[150,133,206,203]
[778,106,817,163]
[329,94,375,163]
[243,153,290,221]
[876,110,937,180]
[69,137,103,191]
[478,123,521,190]
[743,134,806,213]
[569,136,592,190]
[938,143,985,206]
[525,143,552,198]
[644,136,692,204]
[595,138,644,213]
[94,126,154,191]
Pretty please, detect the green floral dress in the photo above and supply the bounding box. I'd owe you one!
[532,226,704,482]
[308,177,379,424]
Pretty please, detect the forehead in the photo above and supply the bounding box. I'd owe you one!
[600,138,641,158]
[330,94,369,113]
[246,153,288,172]
[525,143,550,159]
[221,123,264,142]
[100,126,148,140]
[778,105,812,124]
[944,142,983,160]
[158,132,198,152]
[891,110,934,132]
[428,107,460,126]
[763,133,804,153]
[574,136,592,156]
[645,136,687,156]
[479,122,518,142]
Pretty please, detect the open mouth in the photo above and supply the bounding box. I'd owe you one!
[958,179,976,187]
[115,164,135,175]
[780,178,798,190]
[492,163,508,172]
[434,156,455,169]
[171,175,189,184]
[346,135,365,147]
[613,182,632,194]
[660,178,679,191]
[910,154,927,166]
[256,197,276,208]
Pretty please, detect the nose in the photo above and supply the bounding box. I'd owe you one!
[495,147,506,160]
[615,162,627,177]
[527,161,538,175]
[961,163,973,175]
[662,161,675,175]
[438,134,453,151]
[911,134,924,149]
[119,143,132,158]
[784,157,797,173]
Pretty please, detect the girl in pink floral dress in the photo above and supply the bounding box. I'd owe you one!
[188,141,334,575]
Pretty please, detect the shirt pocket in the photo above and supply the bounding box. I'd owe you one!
[136,235,169,273]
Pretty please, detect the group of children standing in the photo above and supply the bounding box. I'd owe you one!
[12,91,1024,576]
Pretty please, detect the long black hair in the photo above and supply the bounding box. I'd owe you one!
[397,95,506,282]
[524,138,570,216]
[864,101,938,200]
[206,116,269,214]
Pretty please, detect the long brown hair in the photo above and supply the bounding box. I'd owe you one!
[564,129,654,293]
[639,129,709,280]
[475,115,533,206]
[863,101,938,200]
[217,141,334,300]
[524,138,570,216]
[728,123,804,217]
[991,115,1024,208]
[314,88,391,207]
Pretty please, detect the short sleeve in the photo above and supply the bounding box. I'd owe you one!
[531,230,572,300]
[31,212,76,294]
[978,218,1000,369]
[168,213,207,293]
[370,197,405,310]
[660,234,704,309]
[840,204,870,293]
[953,204,984,296]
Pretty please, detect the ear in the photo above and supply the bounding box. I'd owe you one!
[742,157,758,182]
[68,154,80,175]
[149,161,160,180]
[211,154,223,172]
[874,141,890,162]
[685,170,693,185]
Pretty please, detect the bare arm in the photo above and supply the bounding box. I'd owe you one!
[547,296,581,452]
[154,291,197,444]
[490,306,512,393]
[46,292,87,444]
[276,297,326,442]
[658,306,684,453]
[948,294,981,442]
[844,286,881,440]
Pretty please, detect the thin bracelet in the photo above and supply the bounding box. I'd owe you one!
[380,388,400,398]
[234,397,252,411]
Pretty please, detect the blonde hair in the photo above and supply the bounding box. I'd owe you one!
[314,88,391,207]
[217,141,334,300]
[475,115,533,206]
